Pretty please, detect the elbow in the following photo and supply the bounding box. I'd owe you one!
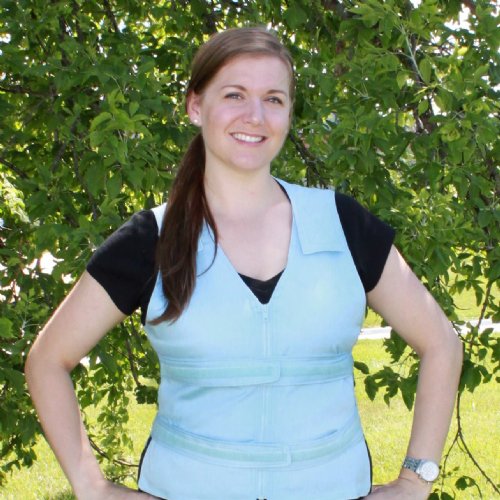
[24,333,70,389]
[24,340,42,390]
[435,324,464,375]
[419,323,463,373]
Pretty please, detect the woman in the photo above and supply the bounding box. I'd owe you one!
[25,27,462,500]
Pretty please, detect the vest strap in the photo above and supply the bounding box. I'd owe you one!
[159,353,353,387]
[151,411,363,468]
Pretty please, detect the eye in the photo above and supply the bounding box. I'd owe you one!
[225,92,243,100]
[267,96,284,105]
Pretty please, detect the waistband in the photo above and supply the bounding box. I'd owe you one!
[151,412,364,468]
[159,353,353,387]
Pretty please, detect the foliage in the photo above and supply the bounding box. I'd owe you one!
[0,0,498,496]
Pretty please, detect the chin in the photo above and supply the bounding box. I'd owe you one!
[231,161,271,172]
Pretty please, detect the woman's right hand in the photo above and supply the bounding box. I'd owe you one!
[82,479,159,499]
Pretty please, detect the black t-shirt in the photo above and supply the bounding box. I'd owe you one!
[87,191,395,324]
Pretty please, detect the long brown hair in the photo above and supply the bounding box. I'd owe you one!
[152,27,295,324]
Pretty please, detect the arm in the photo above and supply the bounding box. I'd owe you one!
[365,246,463,499]
[25,271,155,499]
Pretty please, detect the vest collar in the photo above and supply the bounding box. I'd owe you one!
[276,178,347,254]
[197,178,347,255]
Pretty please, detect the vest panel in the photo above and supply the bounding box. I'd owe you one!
[139,180,370,499]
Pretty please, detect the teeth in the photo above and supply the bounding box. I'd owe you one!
[232,133,264,143]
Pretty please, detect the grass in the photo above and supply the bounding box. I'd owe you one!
[353,341,499,499]
[363,277,498,328]
[3,340,498,500]
[1,400,156,500]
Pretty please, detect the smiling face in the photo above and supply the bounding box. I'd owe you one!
[187,55,293,176]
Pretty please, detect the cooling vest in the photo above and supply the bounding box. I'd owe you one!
[138,179,371,500]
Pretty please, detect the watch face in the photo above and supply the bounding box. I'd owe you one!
[419,460,439,481]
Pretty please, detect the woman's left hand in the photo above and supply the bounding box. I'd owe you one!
[364,476,432,499]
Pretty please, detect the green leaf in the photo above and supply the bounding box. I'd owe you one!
[455,475,477,490]
[351,3,381,27]
[129,101,140,117]
[400,376,417,410]
[364,376,378,400]
[283,5,307,29]
[354,361,369,374]
[0,317,14,339]
[90,112,112,131]
[106,172,122,198]
[418,99,429,115]
[396,72,408,89]
[319,75,335,95]
[0,367,25,393]
[419,58,432,84]
[85,163,106,196]
[89,130,105,149]
[439,493,455,500]
[460,359,482,392]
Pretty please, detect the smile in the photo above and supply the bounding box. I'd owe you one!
[231,133,266,143]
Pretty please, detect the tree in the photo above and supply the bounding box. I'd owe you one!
[1,0,498,496]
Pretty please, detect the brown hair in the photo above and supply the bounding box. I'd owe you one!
[151,27,295,324]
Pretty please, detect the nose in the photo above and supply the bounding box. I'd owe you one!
[244,98,264,125]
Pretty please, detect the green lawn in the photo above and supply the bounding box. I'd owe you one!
[2,340,498,500]
[363,278,498,328]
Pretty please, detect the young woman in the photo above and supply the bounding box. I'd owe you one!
[25,27,463,500]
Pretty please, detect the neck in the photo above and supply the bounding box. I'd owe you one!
[204,167,282,218]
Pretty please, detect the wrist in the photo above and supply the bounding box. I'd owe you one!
[399,467,433,492]
[398,470,433,496]
[72,469,107,499]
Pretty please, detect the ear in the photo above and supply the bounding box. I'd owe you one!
[186,91,203,126]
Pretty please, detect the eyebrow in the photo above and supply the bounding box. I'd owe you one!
[221,84,288,96]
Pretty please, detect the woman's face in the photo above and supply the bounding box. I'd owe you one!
[187,54,292,176]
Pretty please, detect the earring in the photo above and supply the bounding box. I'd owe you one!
[193,118,200,125]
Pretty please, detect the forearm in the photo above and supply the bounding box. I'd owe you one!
[25,355,105,497]
[404,338,463,464]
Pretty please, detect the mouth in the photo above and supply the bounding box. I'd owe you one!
[231,132,266,144]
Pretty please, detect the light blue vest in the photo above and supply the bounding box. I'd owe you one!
[138,179,371,500]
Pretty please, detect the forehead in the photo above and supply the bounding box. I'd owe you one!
[209,55,291,93]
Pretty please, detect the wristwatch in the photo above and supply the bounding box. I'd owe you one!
[402,456,440,483]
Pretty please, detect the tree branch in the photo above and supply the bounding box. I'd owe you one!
[455,391,499,494]
[288,131,328,188]
[127,317,145,353]
[89,436,138,467]
[51,120,79,173]
[321,0,355,20]
[57,14,71,67]
[477,280,493,331]
[71,140,99,221]
[0,84,47,97]
[71,0,86,43]
[0,156,29,179]
[439,429,459,492]
[102,0,119,33]
[122,326,143,390]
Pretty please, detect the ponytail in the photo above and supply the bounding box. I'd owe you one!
[150,133,217,324]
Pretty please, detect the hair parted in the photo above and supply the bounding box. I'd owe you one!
[151,26,295,324]
[187,26,295,102]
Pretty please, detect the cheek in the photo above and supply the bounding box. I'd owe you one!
[270,113,291,135]
[204,105,240,124]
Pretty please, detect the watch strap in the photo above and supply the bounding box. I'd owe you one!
[403,456,420,471]
[402,456,439,482]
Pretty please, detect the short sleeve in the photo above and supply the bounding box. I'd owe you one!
[86,210,158,323]
[335,192,395,292]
